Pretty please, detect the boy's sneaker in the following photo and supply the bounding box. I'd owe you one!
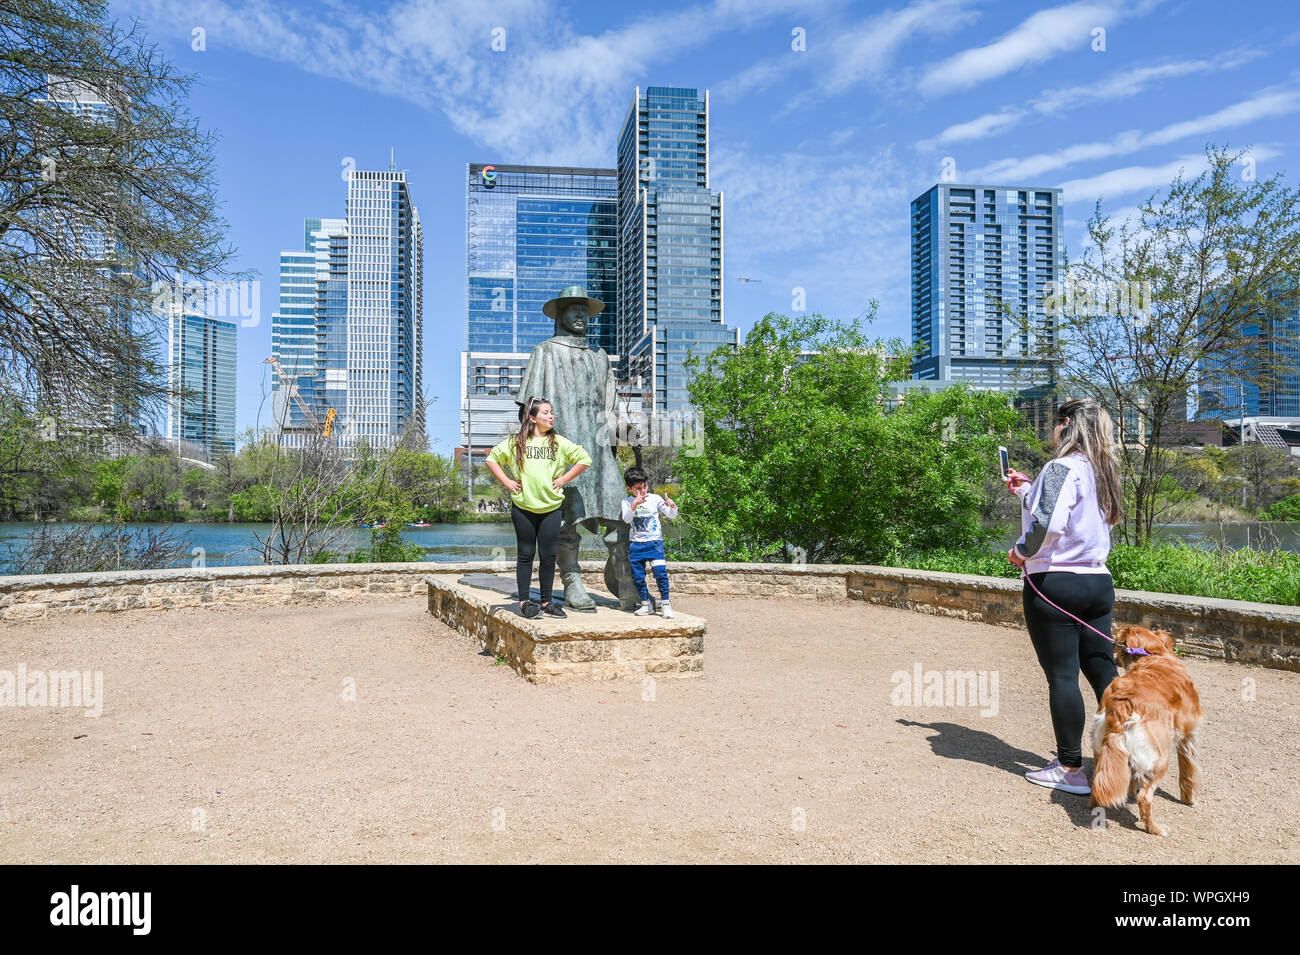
[634,601,654,616]
[541,602,567,619]
[1024,758,1090,795]
[660,603,674,619]
[520,601,541,619]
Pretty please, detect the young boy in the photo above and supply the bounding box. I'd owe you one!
[621,467,679,617]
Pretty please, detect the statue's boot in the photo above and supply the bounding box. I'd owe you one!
[603,522,641,611]
[557,524,595,611]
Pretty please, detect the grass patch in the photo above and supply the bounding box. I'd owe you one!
[881,543,1300,606]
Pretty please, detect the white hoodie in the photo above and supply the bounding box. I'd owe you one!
[1013,452,1112,576]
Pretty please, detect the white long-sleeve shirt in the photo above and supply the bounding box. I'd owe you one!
[621,493,678,543]
[1013,453,1111,575]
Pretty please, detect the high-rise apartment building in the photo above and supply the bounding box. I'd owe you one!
[271,167,422,451]
[461,163,619,461]
[167,307,236,456]
[911,183,1062,389]
[617,86,735,414]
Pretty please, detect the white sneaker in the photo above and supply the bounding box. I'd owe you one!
[634,601,653,616]
[1024,759,1091,796]
[661,603,674,618]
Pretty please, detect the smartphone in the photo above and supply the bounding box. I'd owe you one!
[997,446,1010,480]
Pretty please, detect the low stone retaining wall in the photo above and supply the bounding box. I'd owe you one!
[3,560,1296,671]
[0,561,856,620]
[846,566,1300,672]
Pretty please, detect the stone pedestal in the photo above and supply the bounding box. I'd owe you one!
[425,574,705,684]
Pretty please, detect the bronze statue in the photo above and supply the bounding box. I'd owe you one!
[516,286,638,610]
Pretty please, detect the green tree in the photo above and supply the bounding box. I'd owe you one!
[389,449,463,519]
[1218,443,1299,514]
[122,453,181,516]
[1034,145,1300,544]
[0,0,239,426]
[675,312,1025,563]
[180,465,216,512]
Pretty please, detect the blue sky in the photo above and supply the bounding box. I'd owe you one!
[111,0,1300,454]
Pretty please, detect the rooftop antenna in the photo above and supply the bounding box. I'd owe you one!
[389,147,396,171]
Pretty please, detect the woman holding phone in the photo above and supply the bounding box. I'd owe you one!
[1004,398,1123,795]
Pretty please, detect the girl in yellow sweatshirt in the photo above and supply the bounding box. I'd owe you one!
[485,397,591,618]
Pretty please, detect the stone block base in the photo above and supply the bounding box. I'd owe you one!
[425,574,705,684]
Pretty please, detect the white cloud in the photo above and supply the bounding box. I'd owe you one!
[719,0,977,108]
[966,88,1300,184]
[134,0,810,163]
[918,48,1262,151]
[1031,49,1262,115]
[1059,145,1281,203]
[921,108,1024,149]
[817,0,977,95]
[918,1,1122,97]
[710,144,917,332]
[1142,90,1300,146]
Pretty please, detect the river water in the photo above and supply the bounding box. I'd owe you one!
[0,521,604,575]
[1,521,1297,575]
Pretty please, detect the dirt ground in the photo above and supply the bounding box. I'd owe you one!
[2,594,1297,864]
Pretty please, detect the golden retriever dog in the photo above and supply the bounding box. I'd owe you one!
[1090,626,1203,835]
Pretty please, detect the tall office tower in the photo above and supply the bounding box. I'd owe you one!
[270,165,422,451]
[461,163,619,463]
[1199,278,1300,421]
[617,86,735,416]
[167,306,237,456]
[34,76,144,434]
[911,183,1063,389]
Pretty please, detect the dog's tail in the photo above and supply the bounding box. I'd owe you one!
[1090,705,1134,809]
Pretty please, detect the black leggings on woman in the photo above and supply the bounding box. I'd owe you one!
[1022,572,1118,768]
[511,504,562,605]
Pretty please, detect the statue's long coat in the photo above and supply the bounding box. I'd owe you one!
[516,336,627,527]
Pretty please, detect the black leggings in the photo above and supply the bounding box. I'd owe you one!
[1022,572,1118,768]
[511,504,562,605]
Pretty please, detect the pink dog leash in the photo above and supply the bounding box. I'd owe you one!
[1020,569,1150,656]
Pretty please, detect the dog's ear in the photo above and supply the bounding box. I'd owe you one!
[1153,629,1176,654]
[1116,625,1142,644]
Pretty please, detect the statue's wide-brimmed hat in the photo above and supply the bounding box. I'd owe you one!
[543,286,605,318]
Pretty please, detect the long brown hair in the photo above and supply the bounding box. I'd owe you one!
[1054,397,1123,526]
[514,397,557,476]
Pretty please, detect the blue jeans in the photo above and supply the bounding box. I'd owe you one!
[628,539,670,603]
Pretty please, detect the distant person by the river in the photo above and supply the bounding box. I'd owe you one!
[1005,397,1123,796]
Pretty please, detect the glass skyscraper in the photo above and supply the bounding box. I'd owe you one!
[167,308,236,456]
[911,183,1062,389]
[271,167,422,451]
[462,163,619,459]
[617,86,735,413]
[1198,278,1300,419]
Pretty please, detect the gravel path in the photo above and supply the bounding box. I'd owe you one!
[2,594,1296,863]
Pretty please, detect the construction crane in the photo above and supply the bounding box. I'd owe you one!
[264,356,338,439]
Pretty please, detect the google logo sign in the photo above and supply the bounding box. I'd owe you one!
[481,165,497,188]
